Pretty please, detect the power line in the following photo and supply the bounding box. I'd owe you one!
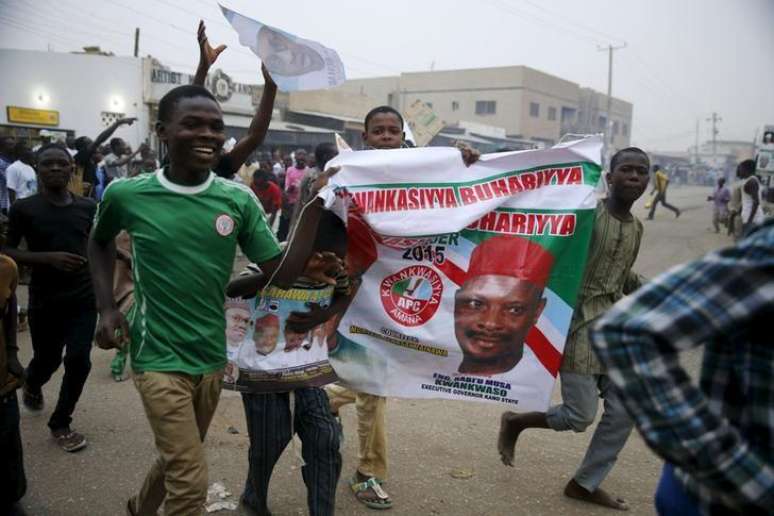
[513,0,625,46]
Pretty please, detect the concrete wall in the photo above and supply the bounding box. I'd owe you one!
[0,49,148,148]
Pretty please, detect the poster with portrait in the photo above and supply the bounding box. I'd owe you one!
[220,5,346,92]
[317,137,602,411]
[223,284,338,393]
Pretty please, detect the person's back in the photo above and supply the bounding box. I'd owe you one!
[592,219,774,514]
[742,175,765,225]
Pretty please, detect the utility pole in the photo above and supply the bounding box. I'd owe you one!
[706,112,721,168]
[694,118,700,165]
[598,43,626,165]
[133,28,140,58]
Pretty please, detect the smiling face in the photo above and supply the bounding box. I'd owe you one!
[454,275,545,374]
[37,147,73,191]
[156,95,225,175]
[257,26,325,76]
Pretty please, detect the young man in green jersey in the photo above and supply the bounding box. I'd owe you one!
[88,84,330,516]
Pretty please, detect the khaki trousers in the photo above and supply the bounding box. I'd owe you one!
[325,384,387,480]
[132,370,223,516]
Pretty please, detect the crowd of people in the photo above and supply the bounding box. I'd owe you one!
[0,20,772,516]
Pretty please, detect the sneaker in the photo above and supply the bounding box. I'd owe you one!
[52,427,88,452]
[22,385,43,411]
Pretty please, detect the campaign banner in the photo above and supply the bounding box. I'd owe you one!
[318,136,602,411]
[223,284,338,393]
[220,5,346,92]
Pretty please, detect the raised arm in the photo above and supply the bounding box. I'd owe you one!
[87,117,137,158]
[193,20,226,87]
[225,66,277,174]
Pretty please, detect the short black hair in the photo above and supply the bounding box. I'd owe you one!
[737,159,756,176]
[610,147,649,173]
[364,106,404,131]
[314,142,338,170]
[157,84,218,123]
[74,136,91,153]
[36,142,73,162]
[109,137,123,150]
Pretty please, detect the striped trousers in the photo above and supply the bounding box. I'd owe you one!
[241,388,342,516]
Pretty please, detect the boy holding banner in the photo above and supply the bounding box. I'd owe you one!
[497,147,651,511]
[323,106,479,510]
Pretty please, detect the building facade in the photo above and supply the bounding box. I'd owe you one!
[334,65,633,148]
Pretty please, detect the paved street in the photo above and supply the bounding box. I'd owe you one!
[16,185,730,516]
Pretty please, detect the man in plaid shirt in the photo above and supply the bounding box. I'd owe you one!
[590,219,774,515]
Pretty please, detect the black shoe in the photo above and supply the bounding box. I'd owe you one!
[22,385,43,411]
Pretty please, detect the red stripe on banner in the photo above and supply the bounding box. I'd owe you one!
[526,327,561,377]
[437,259,466,287]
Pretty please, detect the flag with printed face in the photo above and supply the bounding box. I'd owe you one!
[316,136,602,410]
[220,5,346,92]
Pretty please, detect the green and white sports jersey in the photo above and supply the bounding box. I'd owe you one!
[93,168,281,375]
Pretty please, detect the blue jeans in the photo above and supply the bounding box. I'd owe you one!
[655,463,701,516]
[241,388,341,516]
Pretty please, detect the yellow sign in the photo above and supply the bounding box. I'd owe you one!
[7,106,60,126]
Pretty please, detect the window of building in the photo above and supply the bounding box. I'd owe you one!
[530,102,540,118]
[475,100,496,115]
[452,101,459,111]
[622,123,628,136]
[548,107,557,121]
[613,121,619,135]
[598,115,607,131]
[561,106,576,123]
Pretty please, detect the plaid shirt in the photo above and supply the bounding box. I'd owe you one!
[590,219,774,515]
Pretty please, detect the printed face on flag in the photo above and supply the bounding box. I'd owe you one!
[220,4,346,91]
[258,26,324,76]
[454,275,545,375]
[225,306,251,347]
[253,314,280,355]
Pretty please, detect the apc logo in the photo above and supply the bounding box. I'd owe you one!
[380,265,443,327]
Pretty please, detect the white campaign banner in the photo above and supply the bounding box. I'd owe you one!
[317,136,602,411]
[220,5,346,92]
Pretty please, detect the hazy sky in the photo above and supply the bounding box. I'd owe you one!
[1,0,772,151]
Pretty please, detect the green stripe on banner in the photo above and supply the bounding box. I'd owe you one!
[344,162,601,191]
[460,208,596,306]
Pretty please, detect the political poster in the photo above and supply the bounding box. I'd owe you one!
[318,136,602,411]
[403,99,444,148]
[223,283,338,392]
[220,5,346,92]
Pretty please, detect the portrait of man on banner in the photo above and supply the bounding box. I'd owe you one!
[454,235,554,376]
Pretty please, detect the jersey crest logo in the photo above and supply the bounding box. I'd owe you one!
[215,214,235,236]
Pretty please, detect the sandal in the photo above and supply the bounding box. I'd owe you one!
[349,475,392,510]
[52,428,88,453]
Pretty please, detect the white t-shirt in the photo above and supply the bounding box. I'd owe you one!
[104,153,128,179]
[6,160,37,199]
